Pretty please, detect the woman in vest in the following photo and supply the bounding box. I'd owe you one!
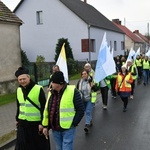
[76,69,95,133]
[43,71,84,150]
[15,67,49,150]
[142,56,150,85]
[115,64,133,112]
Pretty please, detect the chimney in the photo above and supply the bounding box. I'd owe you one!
[84,0,87,3]
[112,19,121,25]
[133,30,139,34]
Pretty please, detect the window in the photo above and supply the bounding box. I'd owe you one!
[114,41,117,51]
[121,41,125,50]
[36,11,43,24]
[110,41,112,49]
[81,39,95,52]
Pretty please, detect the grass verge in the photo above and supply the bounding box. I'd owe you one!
[0,93,16,106]
[0,130,16,146]
[69,73,80,80]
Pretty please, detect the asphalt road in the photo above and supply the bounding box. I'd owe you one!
[5,82,150,150]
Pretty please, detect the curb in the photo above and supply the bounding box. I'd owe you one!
[0,129,16,148]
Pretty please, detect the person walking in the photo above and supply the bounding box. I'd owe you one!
[126,59,137,99]
[42,71,85,150]
[110,67,118,99]
[14,67,50,150]
[47,64,60,91]
[84,63,95,77]
[115,65,133,112]
[76,69,96,133]
[135,55,143,83]
[142,56,150,86]
[99,76,111,110]
[84,63,98,106]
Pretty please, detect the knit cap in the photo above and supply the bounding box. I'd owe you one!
[51,71,65,84]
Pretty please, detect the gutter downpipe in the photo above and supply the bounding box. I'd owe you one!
[88,24,91,64]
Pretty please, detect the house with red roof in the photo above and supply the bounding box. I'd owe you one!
[113,19,144,54]
[133,30,150,52]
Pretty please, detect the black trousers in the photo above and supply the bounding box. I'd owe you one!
[15,125,50,150]
[131,80,135,95]
[110,78,117,97]
[120,97,128,108]
[137,66,142,79]
[100,86,109,105]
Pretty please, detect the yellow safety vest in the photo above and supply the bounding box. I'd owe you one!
[117,74,131,89]
[17,85,42,121]
[42,85,75,129]
[91,92,97,103]
[143,60,150,69]
[131,65,137,80]
[135,59,142,67]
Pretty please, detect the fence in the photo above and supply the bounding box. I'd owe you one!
[25,60,96,86]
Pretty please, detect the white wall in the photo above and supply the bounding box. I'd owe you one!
[15,0,125,62]
[16,0,90,62]
[89,27,125,60]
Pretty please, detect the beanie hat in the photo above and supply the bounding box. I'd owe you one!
[15,67,29,77]
[51,71,65,84]
[121,64,127,69]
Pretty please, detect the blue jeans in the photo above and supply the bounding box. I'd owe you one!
[84,100,94,125]
[143,69,149,84]
[52,127,76,150]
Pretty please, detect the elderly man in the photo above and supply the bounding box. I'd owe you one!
[15,67,49,150]
[42,71,85,150]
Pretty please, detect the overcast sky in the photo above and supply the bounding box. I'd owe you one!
[1,0,150,35]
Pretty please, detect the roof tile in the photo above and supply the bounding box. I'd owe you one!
[113,22,143,43]
[0,1,22,24]
[60,0,124,34]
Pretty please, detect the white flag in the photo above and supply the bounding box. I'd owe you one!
[94,32,116,82]
[145,50,150,57]
[127,47,135,61]
[56,43,69,83]
[134,47,140,60]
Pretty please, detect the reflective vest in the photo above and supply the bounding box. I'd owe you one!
[42,85,75,129]
[117,73,132,91]
[135,59,142,67]
[91,80,98,103]
[105,78,111,89]
[91,92,97,103]
[143,60,150,69]
[17,85,42,121]
[89,70,94,78]
[111,73,118,79]
[130,65,137,80]
[98,78,111,89]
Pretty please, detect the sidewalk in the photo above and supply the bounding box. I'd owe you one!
[0,79,78,147]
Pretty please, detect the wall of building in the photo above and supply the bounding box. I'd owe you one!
[15,0,125,62]
[0,23,21,95]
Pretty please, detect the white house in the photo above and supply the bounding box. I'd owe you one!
[14,0,125,62]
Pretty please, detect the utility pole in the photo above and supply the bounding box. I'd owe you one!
[148,23,150,50]
[124,17,126,26]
